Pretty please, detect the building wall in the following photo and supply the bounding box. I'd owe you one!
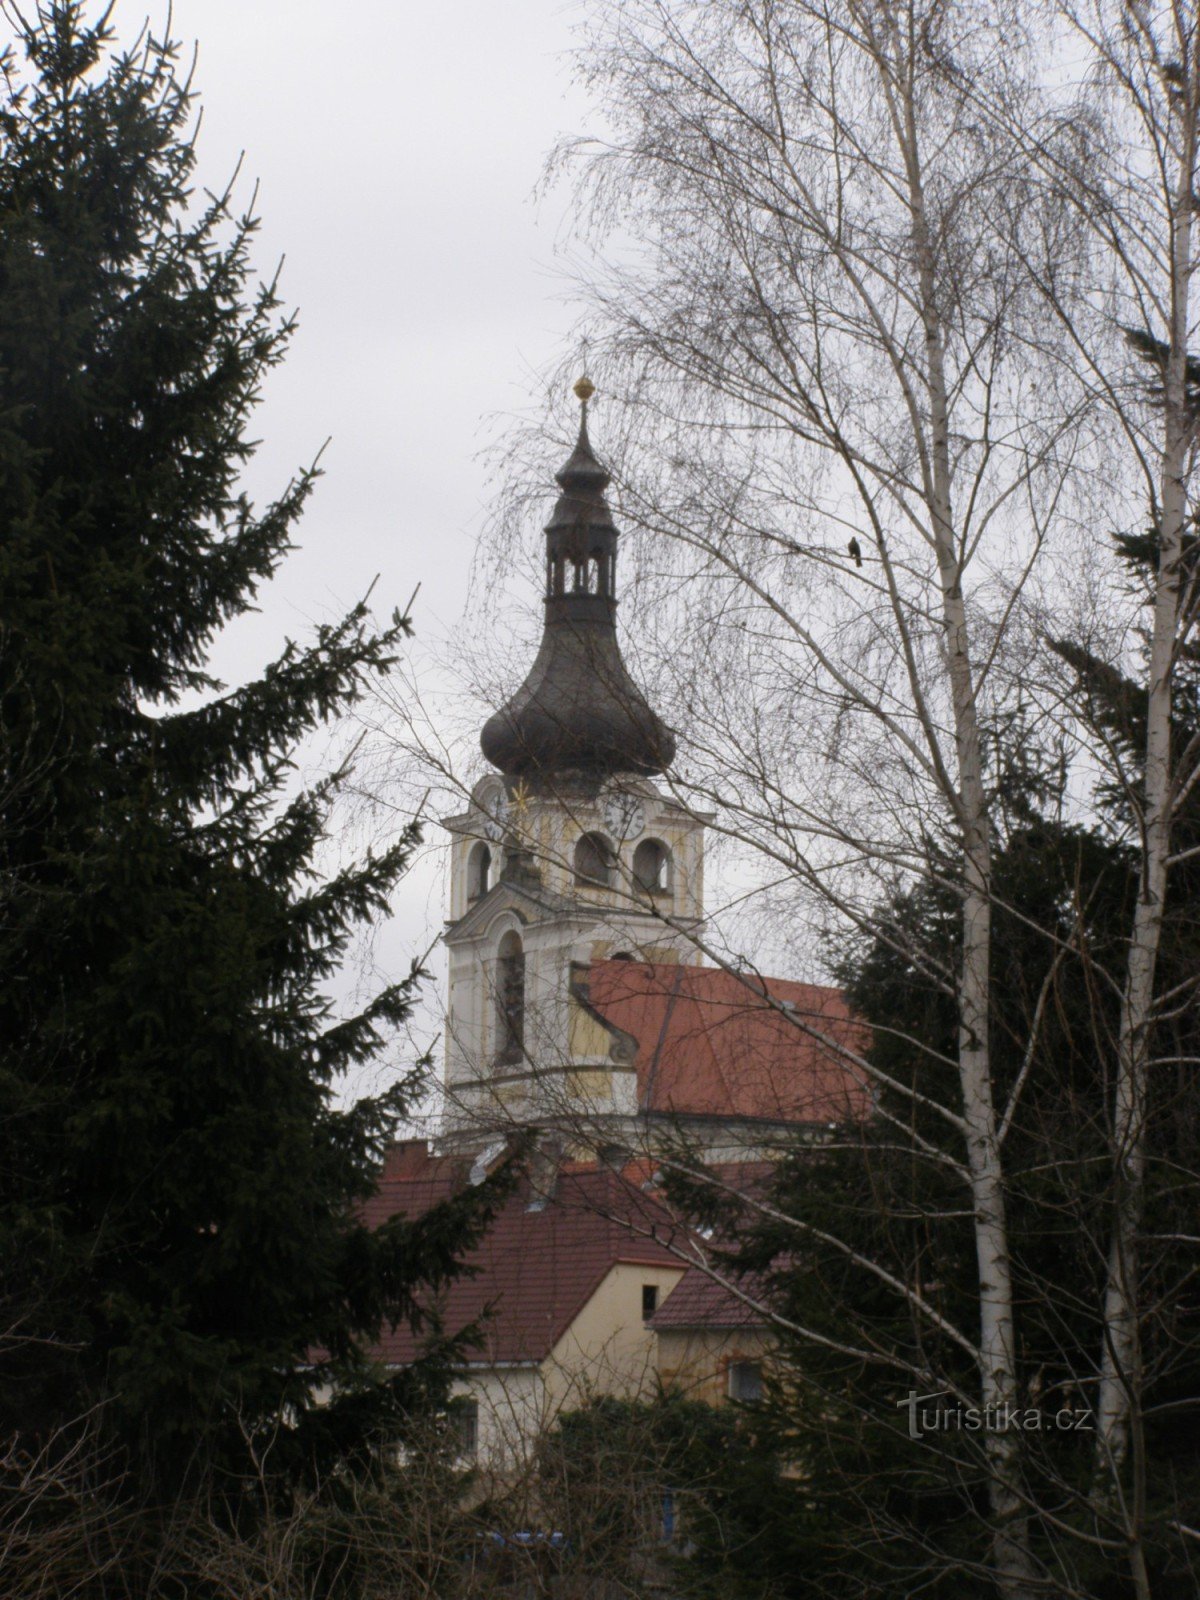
[454,1321,771,1474]
[445,780,706,929]
[452,1264,685,1469]
[656,1326,772,1407]
[441,775,710,1128]
[452,1366,547,1472]
[446,780,707,927]
[545,1262,686,1412]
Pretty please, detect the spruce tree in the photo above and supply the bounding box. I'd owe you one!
[0,0,504,1508]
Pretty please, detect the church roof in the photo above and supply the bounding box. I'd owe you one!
[365,958,870,1370]
[584,961,871,1126]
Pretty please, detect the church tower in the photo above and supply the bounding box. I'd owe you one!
[440,381,708,1149]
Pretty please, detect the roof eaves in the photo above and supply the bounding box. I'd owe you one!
[653,1316,768,1331]
[443,879,572,944]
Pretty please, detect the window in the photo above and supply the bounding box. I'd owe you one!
[728,1361,763,1404]
[467,841,491,901]
[642,1283,659,1322]
[660,1490,676,1542]
[495,930,525,1066]
[633,838,671,895]
[574,831,615,887]
[452,1397,479,1459]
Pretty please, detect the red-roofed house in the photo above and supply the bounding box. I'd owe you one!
[373,1142,688,1464]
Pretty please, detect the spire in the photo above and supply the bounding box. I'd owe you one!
[554,377,608,492]
[479,382,676,789]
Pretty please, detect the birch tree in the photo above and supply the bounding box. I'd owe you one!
[1037,3,1200,1519]
[531,2,1087,1592]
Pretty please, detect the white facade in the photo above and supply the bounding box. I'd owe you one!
[450,1259,687,1470]
[439,774,710,1146]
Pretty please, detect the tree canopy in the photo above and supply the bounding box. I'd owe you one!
[0,0,508,1529]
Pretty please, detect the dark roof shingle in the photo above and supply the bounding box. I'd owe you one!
[370,1144,684,1366]
[652,1265,769,1330]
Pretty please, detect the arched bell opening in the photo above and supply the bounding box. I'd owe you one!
[467,840,492,902]
[574,831,616,888]
[545,545,614,600]
[633,838,672,897]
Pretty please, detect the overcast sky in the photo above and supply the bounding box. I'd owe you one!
[159,0,589,653]
[95,0,600,1085]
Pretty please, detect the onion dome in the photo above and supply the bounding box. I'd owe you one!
[480,380,676,788]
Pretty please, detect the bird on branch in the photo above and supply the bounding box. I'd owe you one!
[848,537,863,568]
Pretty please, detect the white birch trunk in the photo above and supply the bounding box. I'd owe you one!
[1095,62,1197,1506]
[904,94,1036,1600]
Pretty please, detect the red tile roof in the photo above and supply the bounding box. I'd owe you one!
[584,961,870,1125]
[366,959,868,1368]
[651,1265,769,1330]
[369,1142,685,1367]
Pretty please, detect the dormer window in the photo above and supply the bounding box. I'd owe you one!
[633,838,671,896]
[467,841,492,902]
[574,831,615,888]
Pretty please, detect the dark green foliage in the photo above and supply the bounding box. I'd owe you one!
[667,558,1200,1592]
[1121,325,1200,420]
[0,0,510,1534]
[525,1391,810,1600]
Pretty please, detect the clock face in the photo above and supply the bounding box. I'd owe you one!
[603,792,647,842]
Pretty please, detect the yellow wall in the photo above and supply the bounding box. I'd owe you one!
[454,1265,683,1468]
[544,1261,686,1412]
[568,990,613,1059]
[455,1283,774,1470]
[656,1326,772,1406]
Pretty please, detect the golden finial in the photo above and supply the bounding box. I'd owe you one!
[573,375,596,404]
[509,778,533,822]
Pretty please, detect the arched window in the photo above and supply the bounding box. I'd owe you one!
[633,838,672,896]
[574,831,615,887]
[495,930,525,1066]
[467,841,491,901]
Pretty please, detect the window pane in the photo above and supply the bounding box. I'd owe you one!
[454,1398,479,1458]
[729,1361,763,1403]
